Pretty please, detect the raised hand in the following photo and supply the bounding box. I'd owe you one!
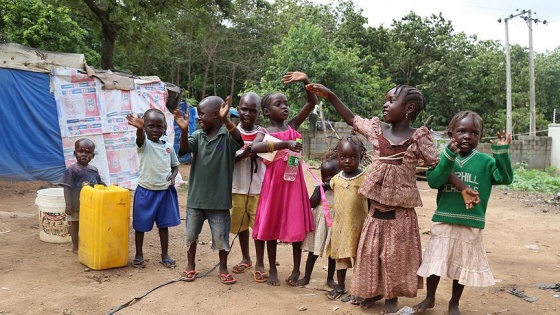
[491,130,512,145]
[282,71,309,84]
[305,83,332,99]
[219,95,232,121]
[173,109,189,131]
[461,188,480,210]
[126,113,144,129]
[448,139,460,153]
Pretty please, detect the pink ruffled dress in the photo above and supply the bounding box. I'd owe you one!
[252,127,314,242]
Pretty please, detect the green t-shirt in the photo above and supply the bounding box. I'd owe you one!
[185,126,242,210]
[427,145,514,229]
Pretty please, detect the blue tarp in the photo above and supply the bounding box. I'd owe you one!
[0,68,65,181]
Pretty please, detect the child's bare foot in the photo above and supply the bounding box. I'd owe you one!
[449,301,462,315]
[360,295,383,309]
[296,276,310,286]
[285,271,300,286]
[383,297,398,314]
[413,297,435,313]
[326,278,337,289]
[267,267,280,286]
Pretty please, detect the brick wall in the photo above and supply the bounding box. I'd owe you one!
[302,122,552,169]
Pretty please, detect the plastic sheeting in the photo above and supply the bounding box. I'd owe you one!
[0,68,65,181]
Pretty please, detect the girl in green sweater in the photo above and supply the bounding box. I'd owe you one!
[414,111,513,315]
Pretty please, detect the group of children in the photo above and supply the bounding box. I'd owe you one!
[62,71,513,315]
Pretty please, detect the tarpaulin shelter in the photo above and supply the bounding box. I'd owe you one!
[0,43,180,188]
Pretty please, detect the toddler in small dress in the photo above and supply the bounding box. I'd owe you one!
[414,111,513,315]
[298,150,340,288]
[325,133,369,301]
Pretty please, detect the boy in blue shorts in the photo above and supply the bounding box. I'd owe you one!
[60,138,104,253]
[126,108,181,269]
[174,95,243,284]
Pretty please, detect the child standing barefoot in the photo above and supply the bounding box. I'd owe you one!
[298,151,339,288]
[414,111,513,315]
[326,134,369,300]
[251,71,317,286]
[307,84,440,313]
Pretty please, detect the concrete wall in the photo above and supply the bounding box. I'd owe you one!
[302,122,552,170]
[548,124,560,168]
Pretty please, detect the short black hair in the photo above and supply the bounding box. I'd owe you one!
[335,131,366,161]
[143,108,166,122]
[447,111,484,137]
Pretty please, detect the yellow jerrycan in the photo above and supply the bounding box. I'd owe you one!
[79,185,130,270]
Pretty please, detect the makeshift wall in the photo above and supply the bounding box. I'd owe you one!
[0,68,65,181]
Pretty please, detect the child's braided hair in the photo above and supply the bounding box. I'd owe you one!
[334,131,367,161]
[394,85,426,123]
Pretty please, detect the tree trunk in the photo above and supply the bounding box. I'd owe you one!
[82,0,118,70]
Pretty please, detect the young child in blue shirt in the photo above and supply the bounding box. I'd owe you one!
[174,96,243,285]
[60,138,104,253]
[126,108,181,269]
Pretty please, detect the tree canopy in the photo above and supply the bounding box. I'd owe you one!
[2,0,560,137]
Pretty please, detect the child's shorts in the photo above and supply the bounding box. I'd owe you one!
[229,194,259,234]
[335,257,353,270]
[133,186,180,232]
[185,208,231,252]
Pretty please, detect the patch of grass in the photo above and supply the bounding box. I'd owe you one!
[509,165,560,194]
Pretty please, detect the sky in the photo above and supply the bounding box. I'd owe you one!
[313,0,560,53]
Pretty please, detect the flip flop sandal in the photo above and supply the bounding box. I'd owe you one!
[131,258,145,269]
[232,262,252,274]
[180,269,199,282]
[252,270,268,283]
[159,258,176,269]
[219,273,237,285]
[327,288,347,300]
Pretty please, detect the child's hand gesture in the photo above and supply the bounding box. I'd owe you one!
[448,139,460,153]
[219,95,232,121]
[126,113,144,129]
[490,131,512,145]
[173,109,189,131]
[282,71,309,84]
[287,140,303,152]
[461,188,480,210]
[305,83,333,99]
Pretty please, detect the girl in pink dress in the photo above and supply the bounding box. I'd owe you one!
[306,83,440,314]
[251,71,317,286]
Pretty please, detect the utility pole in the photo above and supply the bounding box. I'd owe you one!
[528,10,536,135]
[499,10,547,136]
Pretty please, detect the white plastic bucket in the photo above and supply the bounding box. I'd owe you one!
[36,188,71,243]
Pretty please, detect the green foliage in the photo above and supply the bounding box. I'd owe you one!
[509,165,560,194]
[0,0,99,63]
[246,20,389,120]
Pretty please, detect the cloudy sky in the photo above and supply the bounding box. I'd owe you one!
[313,0,560,52]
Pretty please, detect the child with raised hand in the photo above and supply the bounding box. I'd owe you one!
[126,109,181,269]
[174,95,243,285]
[306,83,440,313]
[413,111,513,315]
[60,138,104,254]
[298,150,340,288]
[230,92,265,274]
[250,71,318,286]
[326,133,369,301]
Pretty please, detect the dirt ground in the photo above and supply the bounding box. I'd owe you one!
[1,164,559,315]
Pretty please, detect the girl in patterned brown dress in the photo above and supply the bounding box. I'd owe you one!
[306,83,440,314]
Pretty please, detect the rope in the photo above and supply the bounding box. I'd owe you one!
[106,143,256,314]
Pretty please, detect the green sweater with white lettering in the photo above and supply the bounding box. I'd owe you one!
[427,145,514,229]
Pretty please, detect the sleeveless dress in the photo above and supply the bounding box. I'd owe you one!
[252,127,314,242]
